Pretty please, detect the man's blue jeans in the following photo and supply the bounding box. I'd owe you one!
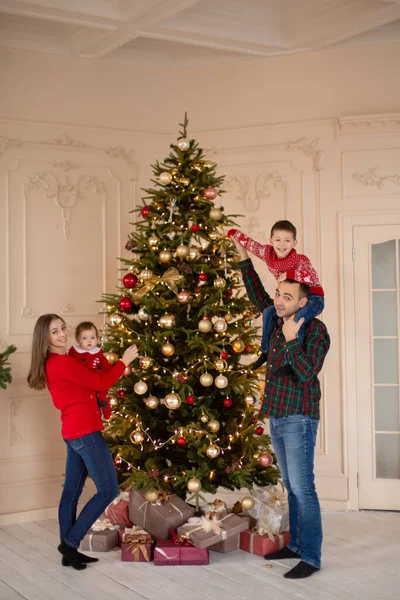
[59,431,119,549]
[270,414,322,569]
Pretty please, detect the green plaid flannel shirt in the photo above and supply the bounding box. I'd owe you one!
[239,259,330,418]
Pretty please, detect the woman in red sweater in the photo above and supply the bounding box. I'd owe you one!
[27,314,138,570]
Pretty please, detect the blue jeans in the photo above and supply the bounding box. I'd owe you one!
[270,414,322,569]
[261,294,325,353]
[59,431,119,549]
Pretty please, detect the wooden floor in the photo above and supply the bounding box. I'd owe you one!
[0,511,399,600]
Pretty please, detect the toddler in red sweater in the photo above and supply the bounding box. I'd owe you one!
[69,321,112,419]
[228,220,324,370]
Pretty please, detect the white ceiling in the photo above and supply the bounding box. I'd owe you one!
[0,0,400,68]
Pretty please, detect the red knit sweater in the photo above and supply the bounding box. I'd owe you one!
[228,229,324,296]
[46,353,125,439]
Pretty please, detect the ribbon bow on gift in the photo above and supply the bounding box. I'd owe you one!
[132,267,183,300]
[109,490,130,506]
[91,518,118,532]
[122,525,149,540]
[170,529,193,547]
[201,514,223,535]
[126,534,150,562]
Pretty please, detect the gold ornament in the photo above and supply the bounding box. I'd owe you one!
[145,395,159,409]
[139,356,153,369]
[104,351,118,364]
[165,392,181,410]
[134,380,148,395]
[200,373,213,387]
[106,304,114,313]
[138,306,150,321]
[245,394,257,406]
[161,342,175,356]
[159,171,172,184]
[241,496,255,511]
[145,489,159,503]
[198,318,212,333]
[177,140,190,151]
[176,244,190,258]
[148,234,159,249]
[209,231,220,241]
[213,318,228,333]
[159,249,172,263]
[225,313,234,323]
[130,429,145,444]
[215,358,227,372]
[192,162,203,172]
[206,444,220,459]
[187,477,202,493]
[203,160,214,169]
[230,273,241,285]
[180,177,190,186]
[213,277,226,289]
[158,313,176,329]
[177,290,191,304]
[188,246,201,261]
[139,268,153,281]
[200,414,209,423]
[207,419,220,433]
[209,208,223,221]
[110,313,122,326]
[214,374,228,389]
[232,338,245,353]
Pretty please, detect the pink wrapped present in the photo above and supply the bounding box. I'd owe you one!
[105,489,133,527]
[177,513,249,550]
[121,530,153,562]
[154,539,209,566]
[240,529,290,556]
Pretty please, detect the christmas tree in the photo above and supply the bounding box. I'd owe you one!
[0,345,16,390]
[102,115,279,504]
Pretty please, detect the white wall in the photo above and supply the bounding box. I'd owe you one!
[1,41,400,521]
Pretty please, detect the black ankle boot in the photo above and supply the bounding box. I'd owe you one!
[62,551,99,566]
[58,542,87,570]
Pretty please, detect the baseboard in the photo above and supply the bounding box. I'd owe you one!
[0,505,59,526]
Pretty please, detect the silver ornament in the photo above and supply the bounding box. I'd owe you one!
[145,395,159,409]
[213,318,228,333]
[138,306,150,321]
[134,380,148,395]
[200,373,213,387]
[165,392,181,410]
[177,140,190,151]
[206,444,220,458]
[158,313,176,329]
[198,318,212,333]
[214,374,228,389]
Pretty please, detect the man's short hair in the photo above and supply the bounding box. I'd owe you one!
[284,278,310,299]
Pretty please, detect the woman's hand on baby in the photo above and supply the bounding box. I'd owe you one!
[121,345,138,365]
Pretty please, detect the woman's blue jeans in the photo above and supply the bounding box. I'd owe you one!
[270,414,322,569]
[59,431,119,549]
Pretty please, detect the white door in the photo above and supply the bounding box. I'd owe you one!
[354,224,400,509]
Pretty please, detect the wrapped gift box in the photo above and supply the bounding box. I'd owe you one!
[118,525,151,545]
[105,489,133,527]
[121,530,153,562]
[240,529,290,557]
[177,513,249,550]
[80,520,119,552]
[249,486,289,535]
[154,540,209,566]
[209,532,240,553]
[203,499,228,520]
[129,490,194,540]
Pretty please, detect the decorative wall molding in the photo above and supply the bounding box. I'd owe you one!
[10,400,23,444]
[53,160,79,171]
[286,137,323,171]
[0,135,21,157]
[25,172,107,239]
[352,167,400,190]
[225,171,288,211]
[20,306,34,318]
[41,134,87,147]
[338,113,400,135]
[61,303,73,314]
[107,146,135,167]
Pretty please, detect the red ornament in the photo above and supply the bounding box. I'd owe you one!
[220,351,229,360]
[225,289,233,298]
[122,273,138,289]
[191,224,200,232]
[118,296,133,312]
[186,395,195,405]
[223,397,233,408]
[141,206,150,218]
[177,437,187,446]
[199,273,207,282]
[259,452,273,467]
[255,426,264,435]
[117,389,126,398]
[204,187,218,200]
[245,345,251,352]
[250,417,256,424]
[202,314,210,320]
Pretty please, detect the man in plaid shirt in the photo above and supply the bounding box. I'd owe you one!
[233,238,330,580]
